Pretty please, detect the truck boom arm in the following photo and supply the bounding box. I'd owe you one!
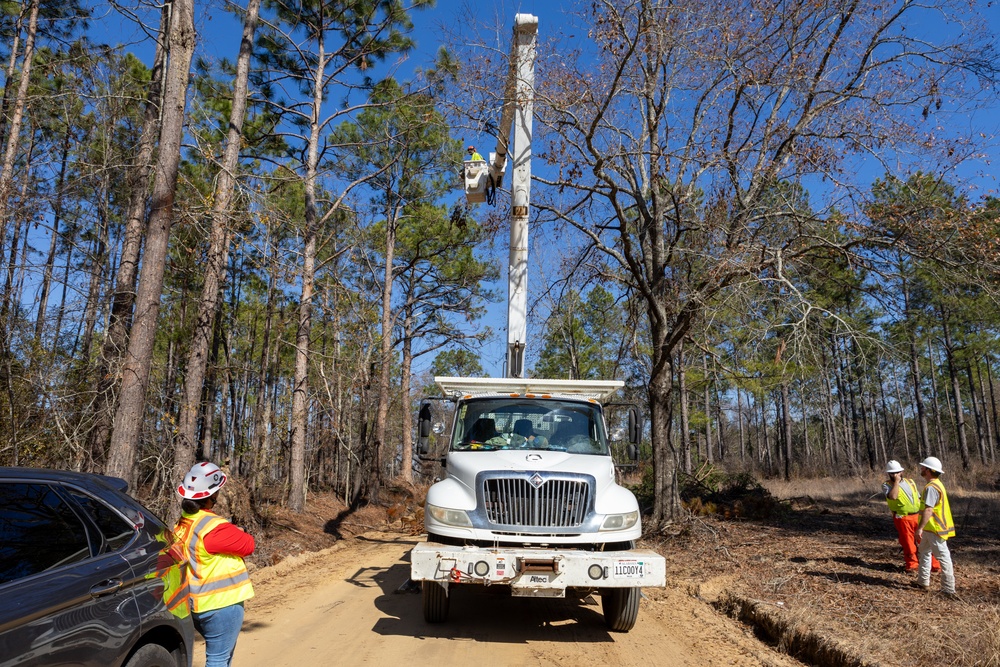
[503,13,537,379]
[463,14,537,378]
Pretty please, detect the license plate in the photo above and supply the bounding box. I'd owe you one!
[613,559,645,578]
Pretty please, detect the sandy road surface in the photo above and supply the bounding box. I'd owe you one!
[195,532,803,667]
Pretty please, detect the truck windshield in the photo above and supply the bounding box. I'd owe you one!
[451,398,609,455]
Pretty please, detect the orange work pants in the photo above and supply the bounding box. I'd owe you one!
[893,513,940,572]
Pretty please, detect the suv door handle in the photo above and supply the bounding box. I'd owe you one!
[90,579,124,597]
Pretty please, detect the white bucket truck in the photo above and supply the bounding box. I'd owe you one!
[409,14,665,631]
[411,377,666,631]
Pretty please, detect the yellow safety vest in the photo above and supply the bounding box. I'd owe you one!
[174,510,255,613]
[886,478,921,515]
[146,531,191,619]
[161,559,191,619]
[922,478,955,540]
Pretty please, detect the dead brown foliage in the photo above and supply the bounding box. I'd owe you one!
[651,474,1000,667]
[246,481,427,568]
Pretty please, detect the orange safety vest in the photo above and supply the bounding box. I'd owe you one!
[174,510,255,613]
[922,478,955,540]
[886,478,921,516]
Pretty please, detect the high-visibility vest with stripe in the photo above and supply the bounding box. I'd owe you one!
[146,532,191,619]
[922,478,955,540]
[161,559,191,618]
[886,478,921,515]
[174,510,255,613]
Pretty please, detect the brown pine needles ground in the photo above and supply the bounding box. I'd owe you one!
[654,472,1000,667]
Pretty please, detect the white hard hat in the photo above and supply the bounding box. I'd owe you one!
[177,461,227,499]
[885,460,904,474]
[919,456,944,474]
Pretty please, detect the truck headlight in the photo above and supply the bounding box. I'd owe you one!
[426,504,473,527]
[601,511,639,531]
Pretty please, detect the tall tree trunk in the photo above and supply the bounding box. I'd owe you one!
[780,381,792,480]
[820,347,839,467]
[986,355,999,465]
[399,316,414,484]
[890,362,912,461]
[736,384,746,462]
[927,338,946,453]
[34,128,73,343]
[53,224,77,351]
[175,0,261,486]
[678,341,691,473]
[876,364,895,460]
[3,129,34,321]
[373,203,399,498]
[86,15,167,467]
[649,352,679,527]
[939,312,970,469]
[0,0,38,241]
[0,9,24,154]
[714,374,726,461]
[965,364,987,464]
[288,33,326,512]
[250,254,278,496]
[976,360,995,465]
[75,180,110,364]
[901,267,931,459]
[832,338,855,467]
[105,0,196,487]
[703,352,713,464]
[797,379,809,466]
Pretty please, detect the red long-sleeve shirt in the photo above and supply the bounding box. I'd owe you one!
[202,519,255,557]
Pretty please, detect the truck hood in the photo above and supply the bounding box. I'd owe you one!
[429,450,635,515]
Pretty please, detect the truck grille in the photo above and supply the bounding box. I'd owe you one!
[482,476,591,528]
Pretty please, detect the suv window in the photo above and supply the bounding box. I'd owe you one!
[0,482,92,585]
[63,488,136,552]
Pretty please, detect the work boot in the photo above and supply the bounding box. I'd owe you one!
[910,581,930,592]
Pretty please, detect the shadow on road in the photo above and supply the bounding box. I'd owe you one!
[361,556,617,643]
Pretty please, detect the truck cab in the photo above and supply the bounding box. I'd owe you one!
[411,377,666,632]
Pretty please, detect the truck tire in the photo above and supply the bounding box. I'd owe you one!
[422,581,450,623]
[601,587,640,632]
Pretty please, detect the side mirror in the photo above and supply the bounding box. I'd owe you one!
[626,443,639,461]
[418,403,433,455]
[627,407,640,445]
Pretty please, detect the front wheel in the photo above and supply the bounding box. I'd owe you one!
[423,581,450,623]
[124,644,177,667]
[601,587,640,632]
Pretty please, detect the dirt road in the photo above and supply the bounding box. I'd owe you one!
[193,531,803,667]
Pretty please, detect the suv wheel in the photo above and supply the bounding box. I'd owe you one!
[124,644,176,667]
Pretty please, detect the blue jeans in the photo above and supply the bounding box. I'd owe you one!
[194,602,245,667]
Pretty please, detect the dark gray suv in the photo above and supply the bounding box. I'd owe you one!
[0,467,194,667]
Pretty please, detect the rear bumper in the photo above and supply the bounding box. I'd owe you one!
[410,541,666,597]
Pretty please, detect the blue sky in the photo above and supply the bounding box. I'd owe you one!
[90,0,1000,379]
